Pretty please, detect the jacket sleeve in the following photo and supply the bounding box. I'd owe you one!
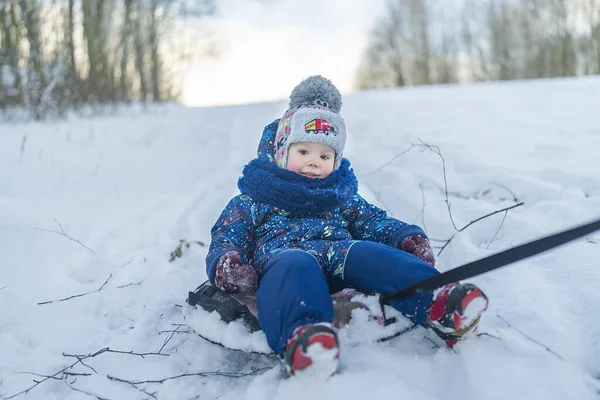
[205,195,257,285]
[342,194,427,248]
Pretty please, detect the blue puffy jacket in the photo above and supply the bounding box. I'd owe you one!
[205,120,427,284]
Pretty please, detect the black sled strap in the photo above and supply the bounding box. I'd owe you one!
[382,217,600,303]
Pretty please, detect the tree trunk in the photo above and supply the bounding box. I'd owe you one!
[19,0,47,90]
[5,4,24,105]
[149,0,161,101]
[82,0,98,100]
[134,0,147,101]
[0,5,6,103]
[66,0,77,79]
[119,0,133,101]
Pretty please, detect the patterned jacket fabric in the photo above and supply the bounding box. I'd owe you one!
[205,120,427,284]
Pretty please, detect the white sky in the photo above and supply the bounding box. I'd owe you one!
[182,0,386,107]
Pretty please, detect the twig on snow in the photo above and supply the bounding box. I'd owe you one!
[490,181,520,202]
[433,233,456,255]
[456,202,523,233]
[158,324,183,354]
[62,380,114,400]
[37,258,133,305]
[414,140,460,231]
[361,140,524,256]
[364,182,394,217]
[37,273,114,305]
[6,350,102,399]
[432,203,523,256]
[34,219,94,253]
[106,366,272,386]
[169,239,206,262]
[476,331,501,340]
[361,144,417,178]
[109,377,159,399]
[63,347,169,359]
[418,183,427,231]
[496,313,564,360]
[159,323,191,335]
[486,210,509,249]
[5,345,170,399]
[117,281,142,289]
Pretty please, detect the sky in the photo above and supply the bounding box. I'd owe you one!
[1,76,600,399]
[182,0,386,107]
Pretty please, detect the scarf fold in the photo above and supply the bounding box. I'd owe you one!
[238,157,358,214]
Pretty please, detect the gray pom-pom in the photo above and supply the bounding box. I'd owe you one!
[289,75,342,113]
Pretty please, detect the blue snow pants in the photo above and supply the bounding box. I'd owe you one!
[255,241,440,355]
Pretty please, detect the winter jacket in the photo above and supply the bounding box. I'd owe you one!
[205,120,427,284]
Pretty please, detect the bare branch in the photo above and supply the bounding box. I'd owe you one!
[435,233,456,256]
[486,210,509,250]
[14,371,62,380]
[490,181,520,202]
[63,372,92,377]
[418,183,427,231]
[109,376,159,400]
[457,203,524,233]
[34,219,94,253]
[157,323,183,354]
[169,239,206,262]
[6,358,83,399]
[435,203,523,256]
[476,332,501,341]
[415,140,459,231]
[63,380,113,400]
[496,313,564,360]
[360,139,524,257]
[106,367,272,386]
[63,348,169,359]
[159,329,191,334]
[4,343,179,399]
[117,281,142,289]
[38,258,132,305]
[37,274,114,305]
[361,144,416,178]
[364,182,394,217]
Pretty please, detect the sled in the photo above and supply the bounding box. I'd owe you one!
[183,281,417,355]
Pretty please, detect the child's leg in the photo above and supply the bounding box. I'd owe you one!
[256,250,333,355]
[342,241,439,326]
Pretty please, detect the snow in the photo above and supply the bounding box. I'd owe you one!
[1,77,600,399]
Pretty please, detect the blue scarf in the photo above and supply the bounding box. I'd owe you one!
[238,157,358,214]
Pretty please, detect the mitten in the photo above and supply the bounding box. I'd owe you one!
[214,251,258,293]
[400,235,436,266]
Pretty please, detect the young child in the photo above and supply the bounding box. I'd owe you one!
[205,76,488,377]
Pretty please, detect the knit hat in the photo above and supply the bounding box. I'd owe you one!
[274,76,346,170]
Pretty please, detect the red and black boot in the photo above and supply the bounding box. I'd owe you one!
[427,282,489,347]
[283,323,340,378]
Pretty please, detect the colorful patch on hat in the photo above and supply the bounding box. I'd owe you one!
[304,119,337,136]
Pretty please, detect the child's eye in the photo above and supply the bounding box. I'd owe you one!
[298,149,308,155]
[321,155,331,160]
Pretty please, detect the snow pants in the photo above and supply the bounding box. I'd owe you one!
[255,241,440,355]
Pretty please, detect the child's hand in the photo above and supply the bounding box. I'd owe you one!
[215,251,258,293]
[401,235,436,266]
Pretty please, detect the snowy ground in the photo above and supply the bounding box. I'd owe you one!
[1,77,600,399]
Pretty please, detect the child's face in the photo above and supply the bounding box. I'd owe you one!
[286,142,335,179]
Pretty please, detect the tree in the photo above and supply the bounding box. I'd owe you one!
[0,0,219,118]
[357,0,599,89]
